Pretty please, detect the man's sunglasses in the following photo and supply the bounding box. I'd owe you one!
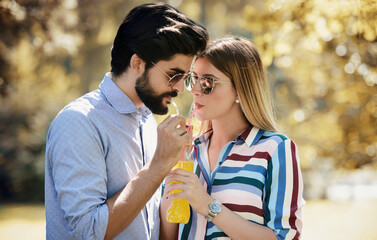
[185,74,233,95]
[152,62,192,87]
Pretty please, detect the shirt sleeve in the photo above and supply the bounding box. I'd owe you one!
[46,106,109,240]
[264,138,305,240]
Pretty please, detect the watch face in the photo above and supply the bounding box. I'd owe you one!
[210,201,222,213]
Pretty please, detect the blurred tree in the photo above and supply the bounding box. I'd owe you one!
[3,0,375,202]
[0,0,152,202]
[242,0,377,170]
[0,0,69,202]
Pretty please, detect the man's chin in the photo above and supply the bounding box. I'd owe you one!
[154,108,168,115]
[147,103,169,115]
[152,98,171,115]
[139,93,175,115]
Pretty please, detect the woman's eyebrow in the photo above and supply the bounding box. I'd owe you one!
[202,73,218,79]
[192,71,217,78]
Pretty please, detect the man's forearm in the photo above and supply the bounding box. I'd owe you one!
[104,114,190,239]
[104,160,170,240]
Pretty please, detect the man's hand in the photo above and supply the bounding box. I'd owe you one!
[153,114,192,172]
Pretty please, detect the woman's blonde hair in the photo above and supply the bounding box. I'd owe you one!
[197,36,279,135]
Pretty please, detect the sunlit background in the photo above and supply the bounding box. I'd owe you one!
[1,0,377,239]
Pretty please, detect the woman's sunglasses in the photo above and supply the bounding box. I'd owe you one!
[185,74,232,95]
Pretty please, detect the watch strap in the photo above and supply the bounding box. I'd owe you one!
[205,210,216,222]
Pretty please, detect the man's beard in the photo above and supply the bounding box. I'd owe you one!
[135,70,178,115]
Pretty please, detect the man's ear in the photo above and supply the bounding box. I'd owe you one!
[130,54,146,75]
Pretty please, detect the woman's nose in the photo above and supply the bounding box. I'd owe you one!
[190,79,202,96]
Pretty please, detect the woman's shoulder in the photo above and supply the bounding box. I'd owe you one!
[260,130,296,146]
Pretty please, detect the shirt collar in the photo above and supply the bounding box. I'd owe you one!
[99,72,152,117]
[194,125,265,148]
[239,125,265,147]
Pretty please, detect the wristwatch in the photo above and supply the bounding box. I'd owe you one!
[205,199,222,222]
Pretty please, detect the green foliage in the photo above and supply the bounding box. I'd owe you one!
[242,0,377,169]
[0,0,151,202]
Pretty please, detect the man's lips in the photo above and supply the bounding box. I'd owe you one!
[165,96,172,104]
[163,92,177,105]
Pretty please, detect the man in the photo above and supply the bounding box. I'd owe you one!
[45,3,208,239]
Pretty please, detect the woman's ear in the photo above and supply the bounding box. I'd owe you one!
[130,54,146,75]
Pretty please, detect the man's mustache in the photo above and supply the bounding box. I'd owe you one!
[160,91,178,98]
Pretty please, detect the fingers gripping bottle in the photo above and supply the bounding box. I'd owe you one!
[166,144,194,224]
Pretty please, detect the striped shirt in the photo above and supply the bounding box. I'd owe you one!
[178,126,305,240]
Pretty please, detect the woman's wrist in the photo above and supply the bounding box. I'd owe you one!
[198,196,214,216]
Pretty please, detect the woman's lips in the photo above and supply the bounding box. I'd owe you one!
[195,102,203,109]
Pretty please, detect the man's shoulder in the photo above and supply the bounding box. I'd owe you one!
[60,89,105,115]
[49,89,105,128]
[66,89,102,110]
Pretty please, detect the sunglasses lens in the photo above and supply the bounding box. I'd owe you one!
[187,75,214,94]
[185,75,193,91]
[170,73,193,86]
[168,74,182,86]
[200,77,214,95]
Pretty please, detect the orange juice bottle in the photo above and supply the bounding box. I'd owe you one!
[166,144,194,224]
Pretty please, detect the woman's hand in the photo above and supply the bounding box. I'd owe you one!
[164,168,213,216]
[164,168,278,240]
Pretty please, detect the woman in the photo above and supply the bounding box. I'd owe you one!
[160,36,304,240]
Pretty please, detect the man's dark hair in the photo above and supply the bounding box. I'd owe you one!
[111,3,208,77]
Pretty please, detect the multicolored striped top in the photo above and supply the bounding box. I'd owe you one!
[177,126,305,240]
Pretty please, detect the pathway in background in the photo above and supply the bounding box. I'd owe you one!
[1,200,377,240]
[0,205,45,240]
[303,199,377,240]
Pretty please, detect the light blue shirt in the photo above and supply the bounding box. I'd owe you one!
[45,73,160,240]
